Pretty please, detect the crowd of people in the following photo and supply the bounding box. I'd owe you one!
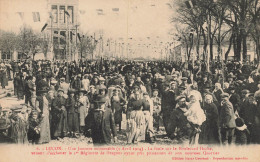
[0,59,259,145]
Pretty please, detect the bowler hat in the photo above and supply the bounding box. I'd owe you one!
[94,95,107,103]
[227,74,236,78]
[181,77,188,81]
[68,88,76,94]
[57,88,64,93]
[241,89,249,94]
[220,93,229,98]
[176,95,186,101]
[78,88,87,93]
[38,87,49,93]
[235,118,245,127]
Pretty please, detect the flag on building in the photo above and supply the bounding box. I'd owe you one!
[112,8,119,12]
[32,12,40,22]
[41,23,48,32]
[49,12,53,19]
[17,12,24,20]
[96,9,103,12]
[77,33,81,42]
[96,9,104,15]
[79,10,86,15]
[64,10,70,17]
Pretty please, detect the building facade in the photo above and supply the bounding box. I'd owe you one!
[47,0,79,61]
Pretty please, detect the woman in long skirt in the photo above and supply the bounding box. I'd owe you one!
[36,90,51,144]
[78,89,89,133]
[126,90,145,144]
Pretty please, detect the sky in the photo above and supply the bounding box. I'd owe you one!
[0,0,177,58]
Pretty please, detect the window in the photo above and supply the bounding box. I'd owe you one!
[53,31,59,48]
[6,52,11,59]
[51,5,58,23]
[18,52,23,59]
[60,31,66,45]
[67,6,74,23]
[59,6,65,24]
[1,51,6,59]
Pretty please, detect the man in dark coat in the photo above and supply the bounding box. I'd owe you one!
[16,73,25,100]
[66,89,79,137]
[239,94,257,143]
[219,93,236,145]
[85,95,118,145]
[229,86,241,113]
[52,89,68,138]
[167,95,192,143]
[36,74,49,96]
[24,76,35,106]
[13,72,20,97]
[161,82,177,137]
[71,74,82,91]
[198,74,212,93]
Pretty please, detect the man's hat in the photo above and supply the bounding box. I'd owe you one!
[68,88,76,94]
[175,95,186,101]
[235,118,245,127]
[57,88,64,93]
[51,80,58,84]
[79,88,87,93]
[227,74,236,78]
[248,93,255,98]
[221,93,229,98]
[11,107,22,113]
[181,77,188,81]
[229,85,236,90]
[153,89,159,92]
[241,89,250,94]
[94,95,107,103]
[172,74,177,77]
[1,109,11,113]
[31,111,38,116]
[38,87,49,93]
[202,74,208,78]
[60,78,65,81]
[170,81,177,85]
[99,77,105,81]
[179,85,186,90]
[99,85,107,90]
[204,83,212,89]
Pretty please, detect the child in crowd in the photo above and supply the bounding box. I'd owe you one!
[235,117,250,145]
[28,111,40,144]
[185,95,206,127]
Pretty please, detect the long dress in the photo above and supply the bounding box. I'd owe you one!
[37,96,51,144]
[52,96,67,137]
[0,66,8,88]
[66,97,79,132]
[126,98,145,143]
[79,95,89,127]
[199,102,221,144]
